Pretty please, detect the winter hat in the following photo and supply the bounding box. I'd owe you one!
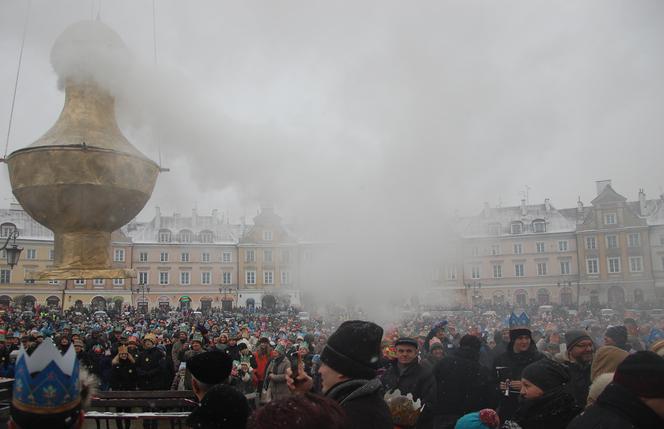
[459,334,482,351]
[521,358,570,393]
[605,326,628,348]
[591,346,629,382]
[565,330,593,350]
[185,384,250,429]
[320,320,383,379]
[454,409,500,429]
[188,350,233,385]
[613,351,664,398]
[395,337,418,348]
[430,342,444,352]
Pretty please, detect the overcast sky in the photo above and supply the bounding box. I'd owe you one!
[1,1,663,304]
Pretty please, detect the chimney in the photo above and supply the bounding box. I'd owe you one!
[596,180,612,196]
[544,198,551,212]
[520,199,527,216]
[577,198,583,213]
[154,206,161,229]
[639,188,647,216]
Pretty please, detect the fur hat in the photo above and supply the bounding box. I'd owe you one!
[320,320,383,379]
[188,350,233,385]
[613,351,664,398]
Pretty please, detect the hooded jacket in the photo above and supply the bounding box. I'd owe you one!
[590,346,629,382]
[325,378,392,429]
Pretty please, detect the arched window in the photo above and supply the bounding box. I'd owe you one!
[537,288,550,305]
[634,289,644,304]
[560,288,573,306]
[532,220,546,233]
[515,290,527,307]
[200,230,214,243]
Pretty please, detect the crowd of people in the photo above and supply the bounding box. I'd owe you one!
[2,302,664,429]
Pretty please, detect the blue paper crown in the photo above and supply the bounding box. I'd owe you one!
[12,339,80,414]
[508,312,530,330]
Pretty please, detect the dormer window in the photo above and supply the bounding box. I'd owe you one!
[532,220,546,233]
[487,223,501,235]
[510,222,523,234]
[200,230,214,244]
[604,213,617,225]
[263,231,273,241]
[0,223,17,238]
[158,229,172,243]
[179,230,193,243]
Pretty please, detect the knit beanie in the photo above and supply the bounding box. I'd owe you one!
[459,334,482,351]
[605,326,628,348]
[320,320,383,379]
[521,358,570,392]
[509,328,532,343]
[613,351,664,398]
[590,346,629,382]
[454,409,500,429]
[565,330,593,350]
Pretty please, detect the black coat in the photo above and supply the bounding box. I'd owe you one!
[565,361,591,409]
[136,347,165,390]
[432,348,496,426]
[325,378,393,429]
[110,358,138,390]
[502,387,580,429]
[381,360,435,405]
[567,383,664,429]
[493,345,545,421]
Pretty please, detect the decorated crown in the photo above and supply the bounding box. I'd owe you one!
[508,312,530,330]
[384,389,423,427]
[12,338,80,414]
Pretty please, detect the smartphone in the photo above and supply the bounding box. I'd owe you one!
[289,351,300,379]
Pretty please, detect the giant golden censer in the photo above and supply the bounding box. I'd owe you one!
[5,21,159,280]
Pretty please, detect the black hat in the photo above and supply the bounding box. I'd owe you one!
[395,337,418,348]
[459,334,482,351]
[605,326,628,347]
[614,351,664,398]
[521,358,570,393]
[320,320,383,379]
[188,351,233,385]
[565,330,593,350]
[185,384,250,429]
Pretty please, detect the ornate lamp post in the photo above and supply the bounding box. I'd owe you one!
[0,230,22,269]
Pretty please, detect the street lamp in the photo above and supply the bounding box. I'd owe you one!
[464,281,482,307]
[135,282,150,314]
[1,230,22,269]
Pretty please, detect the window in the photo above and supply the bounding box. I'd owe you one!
[533,220,546,233]
[200,231,213,243]
[222,251,232,263]
[158,230,171,243]
[560,261,571,275]
[160,252,169,262]
[74,279,85,286]
[587,258,599,274]
[491,244,500,256]
[139,252,148,262]
[558,241,568,252]
[138,271,148,285]
[263,231,273,241]
[245,270,256,285]
[281,250,291,264]
[536,242,545,253]
[281,271,290,284]
[245,250,255,263]
[264,249,273,263]
[26,249,36,260]
[606,235,618,249]
[0,223,16,237]
[48,280,60,285]
[264,271,274,284]
[488,223,501,235]
[471,265,480,279]
[608,257,621,273]
[93,279,105,286]
[604,213,617,225]
[628,233,641,248]
[24,270,34,284]
[181,252,190,263]
[179,230,192,243]
[112,278,125,286]
[114,249,125,262]
[446,265,457,280]
[0,270,10,284]
[511,222,523,234]
[515,264,525,277]
[629,256,643,273]
[537,262,547,276]
[201,272,211,284]
[201,252,210,263]
[471,247,479,257]
[586,236,597,250]
[492,264,502,278]
[180,271,190,285]
[159,272,169,285]
[513,244,522,255]
[223,272,232,284]
[49,249,55,260]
